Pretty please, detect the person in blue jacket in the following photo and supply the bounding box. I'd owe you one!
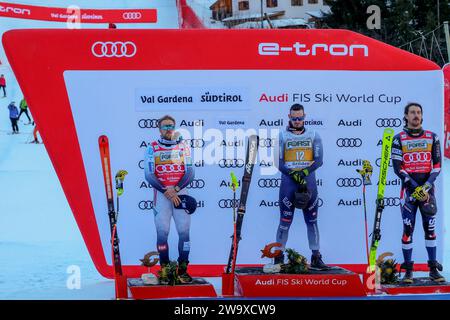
[8,101,19,134]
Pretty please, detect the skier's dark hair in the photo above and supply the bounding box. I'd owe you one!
[290,104,304,113]
[403,102,423,126]
[158,115,176,128]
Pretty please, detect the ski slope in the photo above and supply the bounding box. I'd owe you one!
[0,0,450,300]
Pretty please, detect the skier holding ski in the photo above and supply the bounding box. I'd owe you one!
[391,102,445,283]
[144,115,195,284]
[274,103,329,270]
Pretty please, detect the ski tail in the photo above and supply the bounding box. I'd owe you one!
[368,128,394,272]
[226,134,259,274]
[98,135,124,280]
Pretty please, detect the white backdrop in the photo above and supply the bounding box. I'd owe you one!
[64,69,444,266]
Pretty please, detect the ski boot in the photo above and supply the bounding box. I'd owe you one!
[274,253,284,265]
[178,260,193,284]
[428,260,446,283]
[157,263,170,285]
[310,253,331,271]
[400,261,414,284]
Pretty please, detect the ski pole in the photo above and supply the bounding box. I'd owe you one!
[356,160,373,266]
[115,170,128,222]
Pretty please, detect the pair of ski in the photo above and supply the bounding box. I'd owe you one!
[360,128,395,276]
[98,135,128,299]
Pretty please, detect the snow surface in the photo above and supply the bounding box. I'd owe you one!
[0,0,450,300]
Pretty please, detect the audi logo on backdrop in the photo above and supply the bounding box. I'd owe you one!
[139,201,154,210]
[218,199,240,208]
[375,158,393,167]
[380,197,401,206]
[92,41,137,58]
[259,138,275,148]
[336,178,362,187]
[376,118,402,127]
[184,139,206,148]
[218,159,245,168]
[187,179,206,189]
[336,138,362,148]
[122,12,142,19]
[258,178,281,188]
[139,119,159,128]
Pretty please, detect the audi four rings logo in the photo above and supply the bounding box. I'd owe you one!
[139,119,159,128]
[375,158,393,167]
[376,118,402,127]
[187,179,206,189]
[258,178,281,188]
[123,12,142,19]
[380,197,401,206]
[218,159,245,168]
[259,138,275,148]
[92,41,137,58]
[336,138,363,148]
[139,201,154,210]
[336,178,362,187]
[185,139,206,148]
[218,199,240,208]
[403,152,431,163]
[155,164,184,173]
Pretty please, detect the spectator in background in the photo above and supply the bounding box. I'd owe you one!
[8,101,19,134]
[32,121,40,143]
[0,74,6,98]
[18,97,32,124]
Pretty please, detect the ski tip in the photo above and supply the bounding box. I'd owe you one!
[98,135,108,144]
[383,128,395,135]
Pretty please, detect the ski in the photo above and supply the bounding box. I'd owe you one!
[226,134,259,274]
[368,128,394,272]
[98,135,126,298]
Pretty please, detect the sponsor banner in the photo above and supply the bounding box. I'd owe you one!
[0,2,157,23]
[3,29,443,279]
[443,63,450,159]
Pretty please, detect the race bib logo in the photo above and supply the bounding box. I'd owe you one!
[403,151,431,163]
[405,140,428,151]
[155,164,185,174]
[286,140,312,149]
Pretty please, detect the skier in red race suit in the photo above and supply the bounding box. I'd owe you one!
[144,115,195,284]
[391,102,445,283]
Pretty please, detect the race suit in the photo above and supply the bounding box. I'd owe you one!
[144,137,195,264]
[276,127,323,253]
[391,128,441,263]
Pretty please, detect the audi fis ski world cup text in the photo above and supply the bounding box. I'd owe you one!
[259,92,402,105]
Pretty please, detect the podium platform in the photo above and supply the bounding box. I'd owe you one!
[232,266,367,297]
[381,277,450,295]
[127,278,217,299]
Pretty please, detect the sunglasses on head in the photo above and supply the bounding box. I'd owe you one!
[160,124,175,130]
[291,116,305,121]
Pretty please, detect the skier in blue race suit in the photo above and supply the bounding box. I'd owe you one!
[391,102,445,283]
[274,103,330,270]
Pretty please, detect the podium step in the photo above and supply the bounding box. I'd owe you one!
[127,278,217,299]
[382,277,450,295]
[233,266,366,297]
